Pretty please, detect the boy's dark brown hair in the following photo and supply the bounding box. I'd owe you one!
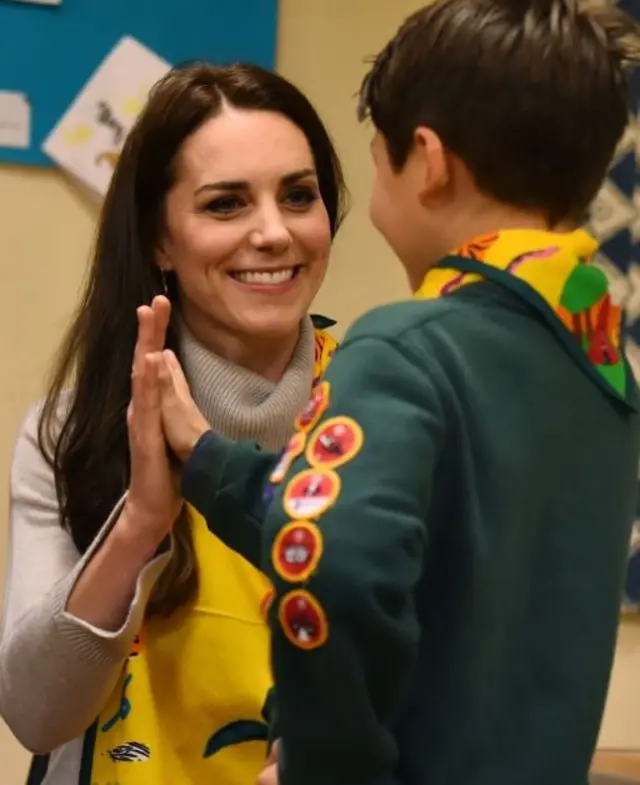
[358,0,640,226]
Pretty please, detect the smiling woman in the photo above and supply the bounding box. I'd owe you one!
[0,63,346,785]
[160,105,333,377]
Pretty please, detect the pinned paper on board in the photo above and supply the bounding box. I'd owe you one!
[43,36,170,197]
[0,91,31,149]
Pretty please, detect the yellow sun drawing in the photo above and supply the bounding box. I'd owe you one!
[63,125,94,146]
[121,96,144,119]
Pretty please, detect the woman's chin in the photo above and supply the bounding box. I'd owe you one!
[233,309,306,341]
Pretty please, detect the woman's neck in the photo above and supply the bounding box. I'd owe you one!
[181,313,301,383]
[177,315,316,452]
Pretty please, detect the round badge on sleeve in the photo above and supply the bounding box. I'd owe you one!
[294,381,331,433]
[278,589,328,650]
[269,431,307,485]
[272,521,324,583]
[305,416,364,470]
[260,587,275,621]
[282,469,341,520]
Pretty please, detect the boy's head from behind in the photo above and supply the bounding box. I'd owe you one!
[358,0,640,289]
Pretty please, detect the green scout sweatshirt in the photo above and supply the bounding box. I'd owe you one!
[182,229,640,785]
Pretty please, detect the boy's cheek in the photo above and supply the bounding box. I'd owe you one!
[369,178,389,237]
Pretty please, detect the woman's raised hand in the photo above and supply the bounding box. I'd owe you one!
[122,296,183,545]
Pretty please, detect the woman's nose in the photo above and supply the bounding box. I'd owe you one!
[250,204,292,254]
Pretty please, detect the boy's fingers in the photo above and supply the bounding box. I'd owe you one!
[257,762,278,785]
[157,351,176,392]
[164,349,190,391]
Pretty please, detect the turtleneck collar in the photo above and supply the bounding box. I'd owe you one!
[179,316,315,451]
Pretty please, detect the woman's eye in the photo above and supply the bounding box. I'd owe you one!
[284,187,318,209]
[205,195,245,214]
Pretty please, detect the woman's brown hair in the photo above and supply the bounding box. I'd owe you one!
[38,62,348,616]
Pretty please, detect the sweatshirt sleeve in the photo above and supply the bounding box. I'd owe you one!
[0,405,172,753]
[182,433,280,569]
[261,336,444,785]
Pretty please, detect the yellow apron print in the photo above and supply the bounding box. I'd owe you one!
[90,326,337,785]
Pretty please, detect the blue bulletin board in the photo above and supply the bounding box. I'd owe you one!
[0,0,278,167]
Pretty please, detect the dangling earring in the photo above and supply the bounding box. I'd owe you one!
[159,268,169,296]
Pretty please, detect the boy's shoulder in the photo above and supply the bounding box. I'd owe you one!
[341,292,481,351]
[342,283,500,346]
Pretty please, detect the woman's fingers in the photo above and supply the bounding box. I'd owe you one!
[132,295,170,382]
[141,353,161,417]
[151,295,171,350]
[125,300,180,533]
[132,306,156,379]
[130,350,163,457]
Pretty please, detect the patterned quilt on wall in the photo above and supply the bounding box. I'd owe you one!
[586,0,640,613]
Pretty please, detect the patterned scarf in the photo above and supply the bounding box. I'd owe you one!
[416,227,638,409]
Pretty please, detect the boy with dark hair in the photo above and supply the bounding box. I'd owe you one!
[147,0,640,783]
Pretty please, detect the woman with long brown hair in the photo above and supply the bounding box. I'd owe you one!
[0,62,346,785]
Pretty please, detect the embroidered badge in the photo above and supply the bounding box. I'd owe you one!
[269,431,307,485]
[294,381,331,433]
[260,588,275,621]
[282,469,341,520]
[306,416,364,470]
[272,521,324,583]
[279,589,328,650]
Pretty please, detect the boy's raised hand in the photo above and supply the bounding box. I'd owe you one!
[146,348,211,463]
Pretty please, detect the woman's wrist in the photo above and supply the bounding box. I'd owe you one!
[116,499,174,561]
[65,500,173,630]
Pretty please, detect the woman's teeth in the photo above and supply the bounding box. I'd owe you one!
[232,268,296,285]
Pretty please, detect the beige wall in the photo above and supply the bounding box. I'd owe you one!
[0,1,637,781]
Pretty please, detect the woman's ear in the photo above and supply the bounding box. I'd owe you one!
[155,243,174,273]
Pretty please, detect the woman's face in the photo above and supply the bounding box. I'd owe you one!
[158,107,332,345]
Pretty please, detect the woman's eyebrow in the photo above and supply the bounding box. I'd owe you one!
[195,168,317,196]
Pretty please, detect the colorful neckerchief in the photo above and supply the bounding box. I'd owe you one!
[83,321,338,785]
[415,228,638,411]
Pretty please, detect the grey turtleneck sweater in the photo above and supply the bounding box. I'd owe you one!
[0,318,316,785]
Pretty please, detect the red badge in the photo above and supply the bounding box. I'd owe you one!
[294,381,331,433]
[260,588,275,621]
[282,469,341,520]
[278,590,328,650]
[269,432,307,485]
[129,633,143,658]
[306,416,364,470]
[272,521,324,583]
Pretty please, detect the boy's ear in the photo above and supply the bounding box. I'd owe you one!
[413,126,450,201]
